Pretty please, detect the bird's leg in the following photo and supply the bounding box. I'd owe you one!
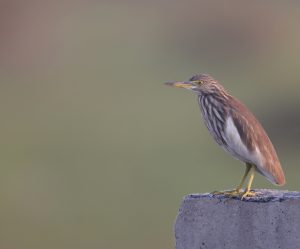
[212,163,251,197]
[234,163,252,193]
[241,165,256,199]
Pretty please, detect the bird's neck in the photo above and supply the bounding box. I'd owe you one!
[198,87,231,101]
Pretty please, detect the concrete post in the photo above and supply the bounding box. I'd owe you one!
[174,189,300,249]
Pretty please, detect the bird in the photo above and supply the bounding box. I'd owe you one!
[165,74,285,199]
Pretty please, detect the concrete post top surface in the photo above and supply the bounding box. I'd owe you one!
[186,189,300,202]
[175,189,300,249]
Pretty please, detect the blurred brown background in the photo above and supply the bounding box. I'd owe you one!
[0,1,300,249]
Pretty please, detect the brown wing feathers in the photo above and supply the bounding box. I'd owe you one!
[229,97,285,185]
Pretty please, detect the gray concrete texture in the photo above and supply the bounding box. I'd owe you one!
[174,189,300,249]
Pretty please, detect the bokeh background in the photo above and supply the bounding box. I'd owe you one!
[1,1,300,248]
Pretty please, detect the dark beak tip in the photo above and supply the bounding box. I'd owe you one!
[164,81,175,86]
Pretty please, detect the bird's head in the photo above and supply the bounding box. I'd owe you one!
[165,74,223,94]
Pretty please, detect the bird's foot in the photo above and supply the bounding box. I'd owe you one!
[225,189,243,197]
[240,189,256,200]
[212,189,257,199]
[211,189,242,197]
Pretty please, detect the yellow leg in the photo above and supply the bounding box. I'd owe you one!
[235,163,252,192]
[241,165,256,199]
[212,163,252,197]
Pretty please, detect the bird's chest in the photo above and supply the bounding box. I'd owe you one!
[198,95,226,146]
[199,95,256,163]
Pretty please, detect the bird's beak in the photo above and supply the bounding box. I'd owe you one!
[165,81,194,89]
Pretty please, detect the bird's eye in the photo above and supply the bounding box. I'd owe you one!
[196,80,203,85]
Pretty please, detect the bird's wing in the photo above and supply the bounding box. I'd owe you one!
[225,97,285,185]
[223,112,258,165]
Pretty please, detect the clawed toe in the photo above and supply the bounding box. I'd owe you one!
[212,189,257,200]
[211,189,242,197]
[240,190,256,200]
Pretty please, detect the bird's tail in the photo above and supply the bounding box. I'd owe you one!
[273,162,286,186]
[257,161,286,186]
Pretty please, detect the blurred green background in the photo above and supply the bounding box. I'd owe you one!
[0,1,300,248]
